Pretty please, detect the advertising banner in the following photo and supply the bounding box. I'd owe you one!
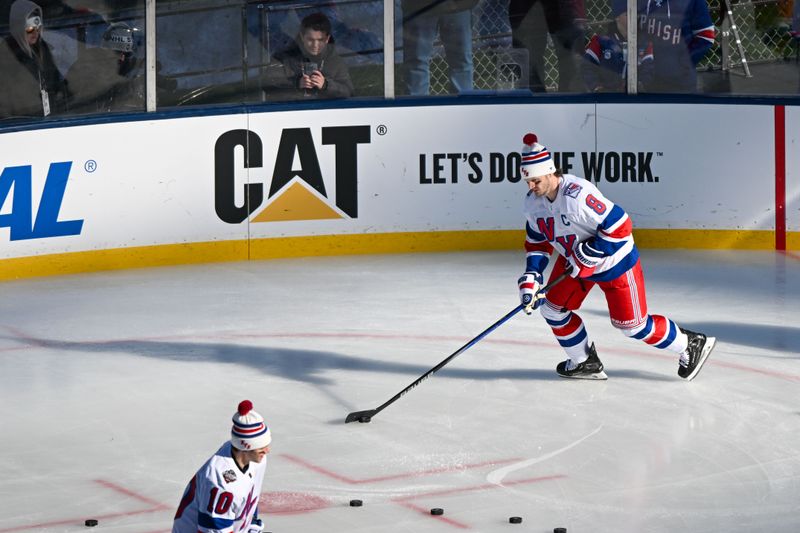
[595,104,774,231]
[0,102,792,278]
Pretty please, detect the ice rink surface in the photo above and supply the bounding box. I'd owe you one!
[1,249,799,533]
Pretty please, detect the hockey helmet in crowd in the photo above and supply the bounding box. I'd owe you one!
[102,22,136,53]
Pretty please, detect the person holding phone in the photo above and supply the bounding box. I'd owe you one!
[264,12,354,100]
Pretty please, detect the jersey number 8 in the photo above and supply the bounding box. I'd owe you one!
[586,194,607,215]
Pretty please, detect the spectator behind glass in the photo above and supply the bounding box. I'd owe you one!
[264,12,354,101]
[66,22,143,113]
[508,0,586,93]
[0,0,70,119]
[0,0,78,31]
[617,0,715,93]
[401,0,478,95]
[582,11,654,93]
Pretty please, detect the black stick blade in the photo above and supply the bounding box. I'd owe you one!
[345,409,376,424]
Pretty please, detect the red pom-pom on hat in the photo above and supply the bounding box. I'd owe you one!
[238,400,253,416]
[523,133,538,146]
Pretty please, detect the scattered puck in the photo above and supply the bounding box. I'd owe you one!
[358,415,371,423]
[349,499,363,507]
[84,519,98,527]
[554,528,567,533]
[430,508,444,516]
[509,516,523,524]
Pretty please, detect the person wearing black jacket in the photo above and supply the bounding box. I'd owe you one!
[508,0,586,93]
[263,12,354,101]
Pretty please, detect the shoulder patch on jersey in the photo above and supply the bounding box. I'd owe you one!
[223,469,237,483]
[563,183,582,199]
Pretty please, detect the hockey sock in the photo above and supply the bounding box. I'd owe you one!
[625,314,688,354]
[542,303,590,363]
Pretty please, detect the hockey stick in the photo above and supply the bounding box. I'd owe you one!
[344,270,571,424]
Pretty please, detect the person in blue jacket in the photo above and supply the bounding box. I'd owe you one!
[615,0,715,93]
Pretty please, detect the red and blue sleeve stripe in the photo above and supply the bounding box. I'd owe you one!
[597,204,629,236]
[584,35,602,65]
[591,205,632,256]
[640,42,654,64]
[689,22,715,65]
[524,221,552,273]
[198,512,235,531]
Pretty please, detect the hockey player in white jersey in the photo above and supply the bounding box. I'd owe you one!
[173,400,271,533]
[517,133,715,380]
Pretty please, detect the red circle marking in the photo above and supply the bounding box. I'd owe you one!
[259,491,330,515]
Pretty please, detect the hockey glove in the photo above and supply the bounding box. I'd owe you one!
[518,271,543,314]
[247,518,264,533]
[567,240,603,278]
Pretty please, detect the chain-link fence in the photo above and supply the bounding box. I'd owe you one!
[703,0,797,74]
[424,0,798,94]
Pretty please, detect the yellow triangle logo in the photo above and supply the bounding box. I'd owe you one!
[252,181,344,222]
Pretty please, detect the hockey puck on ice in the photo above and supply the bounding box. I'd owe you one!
[349,499,363,507]
[554,528,567,533]
[84,519,99,527]
[430,508,444,516]
[358,415,371,423]
[509,516,523,524]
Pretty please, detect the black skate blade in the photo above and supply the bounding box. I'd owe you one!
[685,336,716,381]
[558,370,608,380]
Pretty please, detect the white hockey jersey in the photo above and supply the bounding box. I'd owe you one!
[173,442,267,533]
[523,174,638,282]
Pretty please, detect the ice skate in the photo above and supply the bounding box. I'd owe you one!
[678,328,715,381]
[557,343,608,380]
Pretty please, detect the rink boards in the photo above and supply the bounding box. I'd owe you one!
[0,102,797,279]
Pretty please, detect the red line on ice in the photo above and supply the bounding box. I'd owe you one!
[394,501,470,529]
[93,478,169,508]
[389,474,566,530]
[0,507,164,532]
[0,480,168,532]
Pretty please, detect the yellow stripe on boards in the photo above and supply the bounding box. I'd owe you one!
[0,240,249,281]
[786,232,800,251]
[248,230,523,260]
[0,229,796,281]
[633,229,777,250]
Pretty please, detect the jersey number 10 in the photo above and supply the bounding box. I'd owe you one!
[208,488,234,514]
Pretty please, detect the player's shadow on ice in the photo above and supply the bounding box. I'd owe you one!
[1,331,673,423]
[1,332,668,387]
[682,322,800,356]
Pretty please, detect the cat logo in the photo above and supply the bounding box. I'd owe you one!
[214,126,371,224]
